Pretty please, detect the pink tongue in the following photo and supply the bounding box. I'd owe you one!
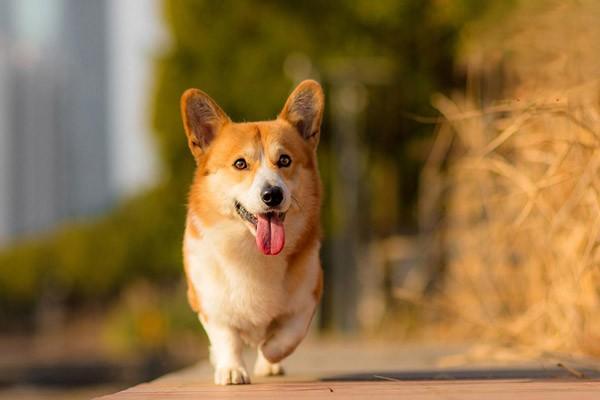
[256,214,285,255]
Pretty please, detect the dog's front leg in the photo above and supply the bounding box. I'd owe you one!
[254,348,285,377]
[200,317,250,385]
[259,301,317,364]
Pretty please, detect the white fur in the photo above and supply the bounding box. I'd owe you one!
[239,163,292,215]
[184,212,319,385]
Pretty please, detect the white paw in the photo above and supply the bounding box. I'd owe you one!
[254,361,285,377]
[261,340,295,363]
[214,366,250,385]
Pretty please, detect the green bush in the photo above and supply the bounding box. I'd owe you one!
[0,0,499,324]
[103,281,204,357]
[0,184,183,318]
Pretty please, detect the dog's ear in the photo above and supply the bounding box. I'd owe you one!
[279,80,324,147]
[181,88,230,157]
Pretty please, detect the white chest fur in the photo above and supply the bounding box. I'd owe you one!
[184,220,289,339]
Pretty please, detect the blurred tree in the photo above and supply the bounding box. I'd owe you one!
[153,0,495,233]
[0,0,505,325]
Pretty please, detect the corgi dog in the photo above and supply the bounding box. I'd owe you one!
[180,80,324,385]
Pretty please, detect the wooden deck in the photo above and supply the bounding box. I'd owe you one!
[96,340,600,400]
[96,379,600,400]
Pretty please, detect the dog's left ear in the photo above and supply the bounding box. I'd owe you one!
[279,80,324,147]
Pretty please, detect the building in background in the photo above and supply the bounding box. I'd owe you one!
[0,0,162,245]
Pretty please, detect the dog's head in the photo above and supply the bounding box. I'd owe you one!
[181,80,324,256]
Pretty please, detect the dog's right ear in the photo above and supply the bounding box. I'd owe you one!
[181,89,230,158]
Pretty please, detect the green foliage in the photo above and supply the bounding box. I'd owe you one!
[153,0,494,231]
[103,281,203,356]
[0,183,185,319]
[0,0,500,324]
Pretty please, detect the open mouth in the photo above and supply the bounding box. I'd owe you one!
[234,201,287,256]
[234,201,258,226]
[234,201,286,226]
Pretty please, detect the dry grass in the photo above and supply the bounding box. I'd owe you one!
[421,0,600,358]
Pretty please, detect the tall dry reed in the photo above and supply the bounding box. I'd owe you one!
[421,0,600,357]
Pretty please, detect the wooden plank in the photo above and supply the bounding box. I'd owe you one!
[95,342,600,399]
[96,379,600,400]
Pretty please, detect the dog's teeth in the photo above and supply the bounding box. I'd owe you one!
[234,201,258,226]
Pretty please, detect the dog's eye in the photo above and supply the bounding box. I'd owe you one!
[277,154,292,168]
[233,158,248,170]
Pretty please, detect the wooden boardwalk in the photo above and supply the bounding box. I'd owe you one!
[96,340,600,399]
[97,379,600,400]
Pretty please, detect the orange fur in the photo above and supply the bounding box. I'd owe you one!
[182,223,203,316]
[313,268,324,301]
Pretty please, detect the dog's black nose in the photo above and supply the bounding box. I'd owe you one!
[261,186,283,207]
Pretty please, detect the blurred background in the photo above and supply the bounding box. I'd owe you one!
[2,0,600,398]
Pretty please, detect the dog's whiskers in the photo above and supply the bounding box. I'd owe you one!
[291,195,303,211]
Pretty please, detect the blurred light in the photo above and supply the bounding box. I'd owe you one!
[283,52,314,83]
[333,82,368,114]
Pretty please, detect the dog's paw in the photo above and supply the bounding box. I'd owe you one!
[214,366,250,385]
[261,340,295,364]
[254,360,285,377]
